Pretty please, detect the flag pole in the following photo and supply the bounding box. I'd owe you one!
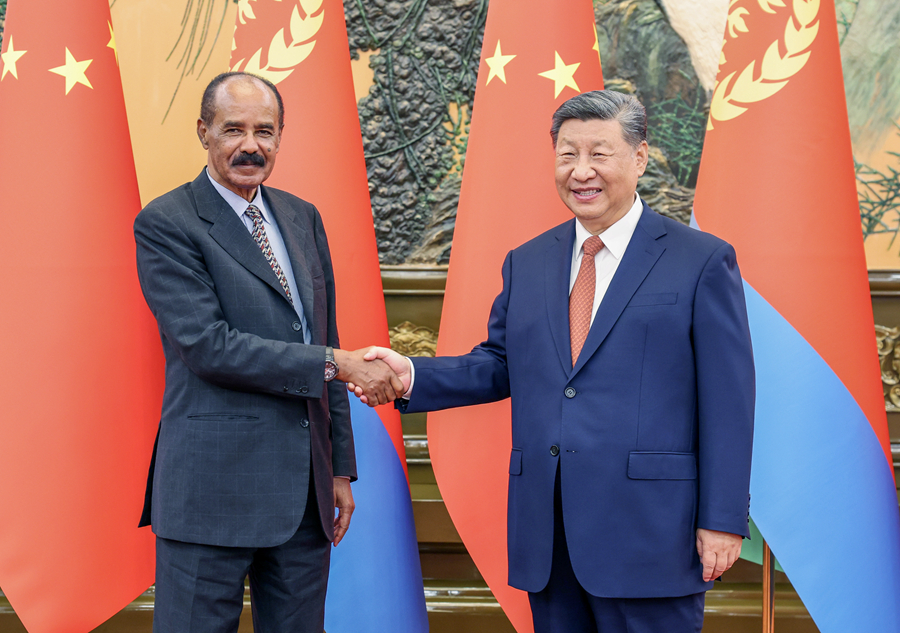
[762,539,775,633]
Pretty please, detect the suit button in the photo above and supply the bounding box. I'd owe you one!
[550,445,560,456]
[564,387,576,398]
[283,386,289,392]
[291,321,302,332]
[300,386,309,394]
[300,418,310,428]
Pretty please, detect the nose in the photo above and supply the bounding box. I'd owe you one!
[239,132,260,154]
[572,156,595,181]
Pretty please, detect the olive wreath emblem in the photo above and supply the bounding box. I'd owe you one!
[231,0,324,85]
[709,0,820,129]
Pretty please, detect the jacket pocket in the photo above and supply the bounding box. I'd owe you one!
[186,413,260,421]
[627,451,696,480]
[509,449,523,476]
[627,292,678,307]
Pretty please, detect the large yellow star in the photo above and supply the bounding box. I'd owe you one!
[49,48,93,95]
[538,51,580,99]
[484,40,516,86]
[1,36,27,81]
[107,21,119,66]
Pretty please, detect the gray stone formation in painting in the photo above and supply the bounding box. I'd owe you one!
[344,0,486,265]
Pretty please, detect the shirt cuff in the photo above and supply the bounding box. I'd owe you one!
[403,357,415,399]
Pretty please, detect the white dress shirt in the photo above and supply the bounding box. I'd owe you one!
[569,193,643,325]
[206,169,311,344]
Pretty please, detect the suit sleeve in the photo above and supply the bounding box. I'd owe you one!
[311,208,355,479]
[693,242,755,538]
[134,202,329,400]
[400,252,513,413]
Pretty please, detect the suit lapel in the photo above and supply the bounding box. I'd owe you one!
[191,171,293,305]
[264,188,316,335]
[546,221,577,374]
[572,204,667,376]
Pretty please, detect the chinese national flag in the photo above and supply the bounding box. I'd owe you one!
[0,0,162,632]
[427,1,603,631]
[230,2,427,631]
[693,0,900,630]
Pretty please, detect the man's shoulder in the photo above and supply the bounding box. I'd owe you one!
[644,206,733,256]
[261,185,317,214]
[510,219,573,257]
[135,181,196,228]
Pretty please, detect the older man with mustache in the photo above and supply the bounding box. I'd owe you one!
[134,72,404,633]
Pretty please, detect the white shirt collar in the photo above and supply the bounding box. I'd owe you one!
[205,168,271,223]
[573,192,643,261]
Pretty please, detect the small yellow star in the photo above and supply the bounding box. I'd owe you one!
[49,48,93,95]
[592,28,602,66]
[1,36,27,81]
[538,51,580,99]
[107,22,119,66]
[484,40,516,86]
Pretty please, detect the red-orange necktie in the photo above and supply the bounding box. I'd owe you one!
[569,235,604,366]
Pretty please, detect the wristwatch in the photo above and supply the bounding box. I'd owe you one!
[324,346,339,382]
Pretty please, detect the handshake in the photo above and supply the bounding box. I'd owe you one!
[333,346,412,407]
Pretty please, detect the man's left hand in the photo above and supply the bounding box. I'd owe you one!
[333,477,355,547]
[696,528,742,581]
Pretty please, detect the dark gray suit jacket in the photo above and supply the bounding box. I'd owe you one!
[134,170,355,548]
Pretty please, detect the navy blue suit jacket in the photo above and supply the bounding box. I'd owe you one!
[402,203,754,598]
[134,171,356,548]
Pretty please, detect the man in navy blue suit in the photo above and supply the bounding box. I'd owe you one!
[355,90,755,632]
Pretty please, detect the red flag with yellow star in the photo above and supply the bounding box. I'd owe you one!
[427,1,603,630]
[0,0,161,631]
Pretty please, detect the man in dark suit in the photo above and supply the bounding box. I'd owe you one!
[356,90,755,632]
[134,72,402,632]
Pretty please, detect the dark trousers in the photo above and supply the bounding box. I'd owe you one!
[528,469,705,633]
[153,492,329,633]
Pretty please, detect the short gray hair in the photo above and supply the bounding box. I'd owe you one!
[550,90,647,149]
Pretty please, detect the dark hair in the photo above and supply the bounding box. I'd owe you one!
[200,72,285,128]
[550,90,646,148]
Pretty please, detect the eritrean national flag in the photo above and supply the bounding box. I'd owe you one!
[230,2,428,631]
[693,1,900,631]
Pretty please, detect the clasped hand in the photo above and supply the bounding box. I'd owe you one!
[343,347,411,406]
[333,347,406,406]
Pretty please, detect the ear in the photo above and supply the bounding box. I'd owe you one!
[634,140,649,177]
[197,119,209,149]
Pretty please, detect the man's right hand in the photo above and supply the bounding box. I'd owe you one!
[345,347,412,406]
[333,347,404,406]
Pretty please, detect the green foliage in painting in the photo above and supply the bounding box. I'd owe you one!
[0,0,7,49]
[161,0,231,123]
[647,90,707,188]
[836,0,859,44]
[858,126,900,242]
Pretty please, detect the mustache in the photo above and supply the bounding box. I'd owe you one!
[232,152,266,167]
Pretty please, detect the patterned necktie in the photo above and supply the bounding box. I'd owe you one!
[569,235,604,366]
[245,205,294,305]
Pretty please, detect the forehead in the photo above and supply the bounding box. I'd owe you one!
[556,117,626,146]
[211,78,279,124]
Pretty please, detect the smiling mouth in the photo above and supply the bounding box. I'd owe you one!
[572,189,602,199]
